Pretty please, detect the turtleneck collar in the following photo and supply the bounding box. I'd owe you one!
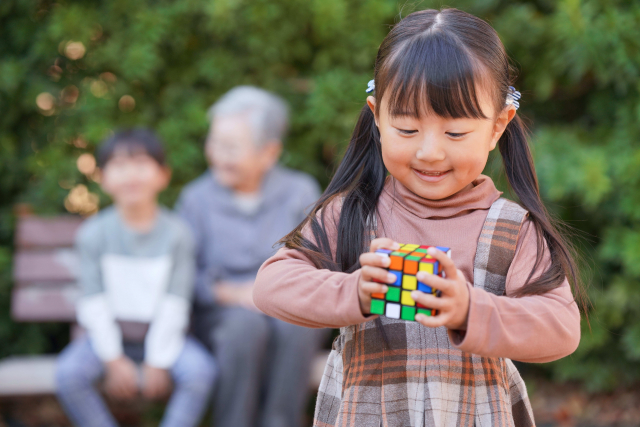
[383,174,502,219]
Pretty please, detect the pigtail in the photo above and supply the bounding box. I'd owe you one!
[283,104,394,347]
[498,115,585,307]
[280,104,386,273]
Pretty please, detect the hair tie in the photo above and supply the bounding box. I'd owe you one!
[506,86,521,110]
[366,79,375,93]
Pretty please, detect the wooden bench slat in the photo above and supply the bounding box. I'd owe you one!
[0,355,57,395]
[11,284,78,322]
[0,351,329,396]
[13,249,79,283]
[16,216,83,248]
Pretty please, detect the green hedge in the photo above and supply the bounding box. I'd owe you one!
[1,0,639,391]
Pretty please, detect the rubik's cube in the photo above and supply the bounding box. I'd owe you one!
[370,244,452,321]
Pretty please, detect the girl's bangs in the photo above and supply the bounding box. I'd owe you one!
[384,32,488,120]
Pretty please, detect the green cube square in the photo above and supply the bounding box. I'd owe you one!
[406,255,422,261]
[414,248,428,253]
[371,299,386,315]
[391,251,407,257]
[385,286,400,302]
[417,308,432,316]
[401,306,416,321]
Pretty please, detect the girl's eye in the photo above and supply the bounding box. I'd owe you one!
[446,132,469,138]
[397,128,418,135]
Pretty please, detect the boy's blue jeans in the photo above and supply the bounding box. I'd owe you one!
[55,336,216,427]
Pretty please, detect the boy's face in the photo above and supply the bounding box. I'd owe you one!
[205,113,281,193]
[100,147,171,208]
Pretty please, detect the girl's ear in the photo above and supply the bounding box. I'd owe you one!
[490,105,517,150]
[366,96,379,127]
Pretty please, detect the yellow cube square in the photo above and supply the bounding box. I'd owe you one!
[402,275,417,290]
[419,263,434,274]
[401,290,415,306]
[403,244,419,251]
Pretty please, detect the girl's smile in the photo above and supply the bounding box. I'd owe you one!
[412,168,451,183]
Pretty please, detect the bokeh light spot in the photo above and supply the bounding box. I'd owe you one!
[118,95,136,112]
[77,153,96,175]
[64,41,86,60]
[100,72,117,83]
[64,184,99,216]
[36,92,55,115]
[90,80,108,98]
[61,85,80,104]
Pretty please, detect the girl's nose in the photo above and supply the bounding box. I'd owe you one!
[415,136,446,162]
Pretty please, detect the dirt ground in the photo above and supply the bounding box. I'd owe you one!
[528,378,640,427]
[1,377,640,427]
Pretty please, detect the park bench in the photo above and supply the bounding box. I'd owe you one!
[0,212,328,396]
[0,214,82,396]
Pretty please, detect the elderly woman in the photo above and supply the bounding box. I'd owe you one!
[177,86,326,427]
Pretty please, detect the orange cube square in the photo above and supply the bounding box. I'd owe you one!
[389,255,403,271]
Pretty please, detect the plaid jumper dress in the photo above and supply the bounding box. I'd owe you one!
[313,198,536,427]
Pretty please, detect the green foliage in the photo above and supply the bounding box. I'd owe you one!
[1,0,639,390]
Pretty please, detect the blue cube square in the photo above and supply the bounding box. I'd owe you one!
[418,282,432,294]
[389,270,402,286]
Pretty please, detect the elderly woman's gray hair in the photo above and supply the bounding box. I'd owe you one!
[208,86,289,146]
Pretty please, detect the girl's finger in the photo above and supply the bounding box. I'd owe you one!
[415,273,451,293]
[410,291,446,309]
[361,265,396,284]
[414,312,448,328]
[361,280,389,295]
[370,238,400,253]
[426,247,458,280]
[360,252,391,268]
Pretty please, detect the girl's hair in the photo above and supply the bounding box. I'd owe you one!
[281,8,583,303]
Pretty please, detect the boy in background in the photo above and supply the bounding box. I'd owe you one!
[56,129,216,427]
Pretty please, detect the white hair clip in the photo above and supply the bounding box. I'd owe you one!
[505,86,521,110]
[366,79,375,93]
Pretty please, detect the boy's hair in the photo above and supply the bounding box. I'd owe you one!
[281,8,585,309]
[96,128,166,169]
[207,86,289,146]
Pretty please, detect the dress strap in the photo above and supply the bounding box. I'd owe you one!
[473,197,528,296]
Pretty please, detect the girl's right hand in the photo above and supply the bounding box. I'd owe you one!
[358,238,401,315]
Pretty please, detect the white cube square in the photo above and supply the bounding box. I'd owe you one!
[386,303,400,319]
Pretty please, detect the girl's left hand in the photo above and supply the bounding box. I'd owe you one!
[411,247,470,330]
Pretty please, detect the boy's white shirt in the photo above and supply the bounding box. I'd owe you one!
[77,254,189,368]
[102,254,172,321]
[77,294,123,361]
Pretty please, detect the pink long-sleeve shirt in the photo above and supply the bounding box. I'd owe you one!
[254,175,581,363]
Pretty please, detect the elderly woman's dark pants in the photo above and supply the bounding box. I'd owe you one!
[194,305,327,427]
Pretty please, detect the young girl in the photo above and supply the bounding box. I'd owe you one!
[254,8,582,427]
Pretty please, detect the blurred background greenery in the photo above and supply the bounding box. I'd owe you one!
[1,0,639,394]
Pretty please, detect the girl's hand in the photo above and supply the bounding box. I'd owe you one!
[358,238,401,315]
[412,247,470,330]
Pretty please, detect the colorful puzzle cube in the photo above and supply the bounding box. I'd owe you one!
[369,244,451,321]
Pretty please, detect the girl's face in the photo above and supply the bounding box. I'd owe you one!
[368,90,515,201]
